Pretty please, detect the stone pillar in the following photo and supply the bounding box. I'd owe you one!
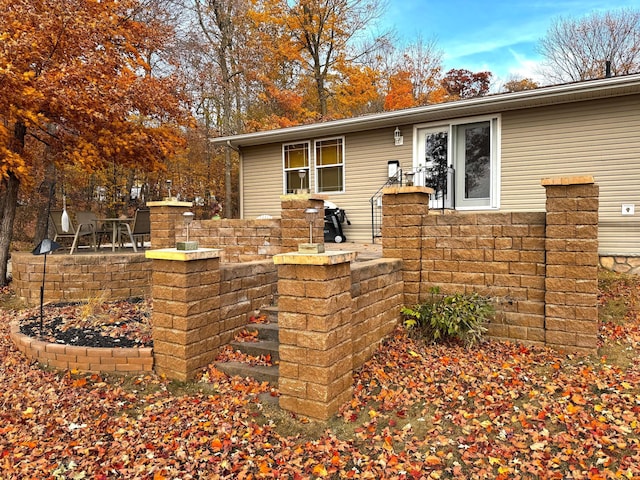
[280,195,326,252]
[147,200,193,249]
[542,176,599,354]
[145,248,222,380]
[274,250,356,420]
[381,186,433,306]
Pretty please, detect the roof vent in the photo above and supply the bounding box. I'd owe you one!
[605,60,612,78]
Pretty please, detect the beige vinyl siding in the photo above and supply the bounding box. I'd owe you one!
[241,126,414,243]
[241,144,283,219]
[501,94,640,254]
[336,127,414,242]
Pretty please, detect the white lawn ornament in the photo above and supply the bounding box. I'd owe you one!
[61,195,70,232]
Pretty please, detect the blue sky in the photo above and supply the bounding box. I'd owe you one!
[379,0,640,87]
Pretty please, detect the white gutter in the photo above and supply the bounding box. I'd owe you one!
[210,74,640,148]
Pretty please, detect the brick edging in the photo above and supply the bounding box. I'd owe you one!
[9,321,154,374]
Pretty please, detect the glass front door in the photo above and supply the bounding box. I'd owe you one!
[416,126,452,209]
[454,121,491,208]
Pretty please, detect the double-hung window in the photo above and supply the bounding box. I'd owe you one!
[283,142,310,194]
[415,116,499,209]
[315,137,345,193]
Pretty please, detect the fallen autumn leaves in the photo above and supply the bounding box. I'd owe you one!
[1,276,639,479]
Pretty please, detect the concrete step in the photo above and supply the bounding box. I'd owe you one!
[216,305,281,386]
[249,322,279,342]
[228,340,280,361]
[215,361,279,386]
[261,305,279,324]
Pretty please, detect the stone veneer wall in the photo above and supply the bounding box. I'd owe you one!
[599,255,640,274]
[11,252,151,306]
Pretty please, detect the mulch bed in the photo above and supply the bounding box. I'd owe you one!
[16,297,152,348]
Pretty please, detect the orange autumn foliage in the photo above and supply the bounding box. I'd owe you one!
[384,71,417,111]
[0,0,190,284]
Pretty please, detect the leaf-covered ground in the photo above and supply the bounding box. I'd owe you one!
[0,274,639,479]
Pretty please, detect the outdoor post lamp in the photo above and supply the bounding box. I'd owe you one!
[177,211,198,250]
[404,171,415,186]
[297,169,307,194]
[32,238,61,335]
[165,179,173,201]
[298,207,325,253]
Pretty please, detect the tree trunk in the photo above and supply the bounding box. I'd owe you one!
[0,173,21,286]
[1,120,26,285]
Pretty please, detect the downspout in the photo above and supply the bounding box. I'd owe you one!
[226,140,239,153]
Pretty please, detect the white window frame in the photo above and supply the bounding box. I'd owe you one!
[314,136,346,194]
[413,115,501,210]
[282,141,311,194]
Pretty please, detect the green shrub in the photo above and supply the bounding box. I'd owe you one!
[401,287,493,346]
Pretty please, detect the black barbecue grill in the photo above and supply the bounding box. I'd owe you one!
[323,201,350,243]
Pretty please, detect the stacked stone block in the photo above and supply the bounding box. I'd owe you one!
[147,249,222,381]
[350,258,403,369]
[542,176,599,353]
[280,195,326,251]
[381,186,432,306]
[11,252,151,306]
[421,211,546,345]
[181,218,282,263]
[219,260,278,346]
[10,323,153,374]
[274,251,356,420]
[147,200,192,249]
[381,176,600,353]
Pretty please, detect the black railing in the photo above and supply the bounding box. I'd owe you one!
[369,165,456,243]
[369,170,402,243]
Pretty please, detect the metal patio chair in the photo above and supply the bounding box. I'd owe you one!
[118,208,150,251]
[49,209,97,254]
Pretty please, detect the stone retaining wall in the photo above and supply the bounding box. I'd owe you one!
[9,322,153,373]
[421,211,547,345]
[382,176,600,354]
[218,260,278,346]
[11,252,152,306]
[351,258,403,369]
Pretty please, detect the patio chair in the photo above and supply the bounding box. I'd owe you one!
[76,211,110,248]
[49,209,97,254]
[118,208,150,251]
